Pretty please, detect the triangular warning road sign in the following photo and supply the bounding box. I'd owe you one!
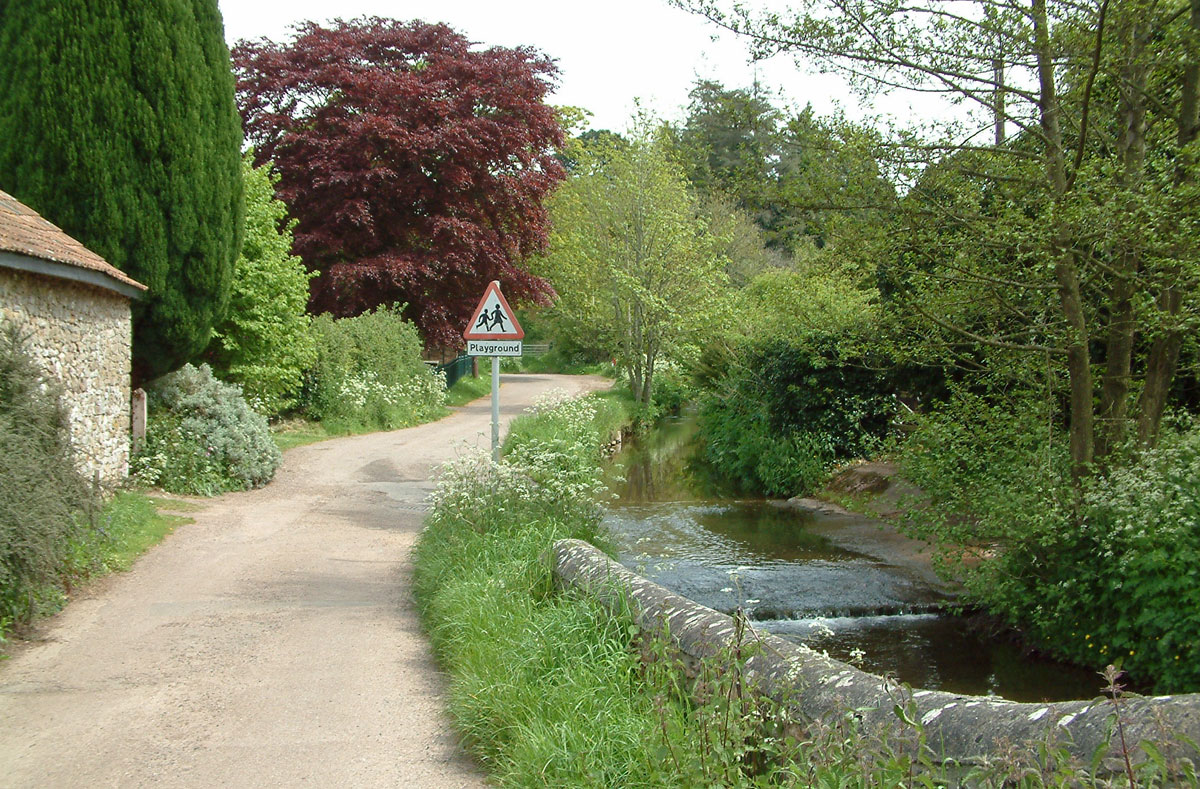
[463,281,525,340]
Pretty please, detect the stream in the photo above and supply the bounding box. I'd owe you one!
[601,415,1101,703]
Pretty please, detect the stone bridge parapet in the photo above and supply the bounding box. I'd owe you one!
[552,538,1200,775]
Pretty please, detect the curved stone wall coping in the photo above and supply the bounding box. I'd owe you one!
[552,538,1200,772]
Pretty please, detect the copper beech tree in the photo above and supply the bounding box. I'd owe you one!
[233,18,564,347]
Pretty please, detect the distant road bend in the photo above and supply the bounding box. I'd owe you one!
[0,373,608,788]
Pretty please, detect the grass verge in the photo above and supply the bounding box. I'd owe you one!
[273,373,618,452]
[412,389,809,785]
[445,374,492,406]
[270,406,456,452]
[77,492,194,573]
[2,491,192,648]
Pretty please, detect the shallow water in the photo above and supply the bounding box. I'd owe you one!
[602,416,1101,703]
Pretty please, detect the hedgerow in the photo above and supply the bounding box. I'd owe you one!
[302,306,446,432]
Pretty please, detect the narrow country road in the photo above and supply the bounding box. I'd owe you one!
[0,373,609,788]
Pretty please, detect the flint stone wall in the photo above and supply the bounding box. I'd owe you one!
[553,538,1200,775]
[1,266,132,484]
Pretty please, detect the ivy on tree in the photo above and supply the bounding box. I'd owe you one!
[0,0,244,383]
[233,18,566,348]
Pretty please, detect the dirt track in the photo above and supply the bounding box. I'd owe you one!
[0,373,608,788]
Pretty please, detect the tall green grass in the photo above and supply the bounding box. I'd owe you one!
[444,373,492,407]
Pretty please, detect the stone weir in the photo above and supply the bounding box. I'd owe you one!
[552,539,1200,776]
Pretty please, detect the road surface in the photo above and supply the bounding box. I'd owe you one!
[0,373,608,788]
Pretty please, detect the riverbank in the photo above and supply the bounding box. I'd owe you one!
[418,395,1166,784]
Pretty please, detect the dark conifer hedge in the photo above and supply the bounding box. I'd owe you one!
[0,0,243,383]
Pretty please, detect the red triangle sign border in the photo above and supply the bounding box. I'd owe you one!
[463,280,525,340]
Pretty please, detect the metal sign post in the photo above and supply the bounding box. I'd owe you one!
[462,281,524,461]
[491,357,500,461]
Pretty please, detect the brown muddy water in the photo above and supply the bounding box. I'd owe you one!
[601,415,1102,703]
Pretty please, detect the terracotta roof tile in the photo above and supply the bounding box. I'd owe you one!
[0,189,146,291]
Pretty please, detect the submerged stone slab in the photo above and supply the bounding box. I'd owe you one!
[552,538,1200,775]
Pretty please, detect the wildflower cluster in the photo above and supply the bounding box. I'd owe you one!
[428,390,612,534]
[335,367,446,413]
[967,420,1200,692]
[303,307,446,431]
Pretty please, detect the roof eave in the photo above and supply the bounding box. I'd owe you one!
[0,250,148,300]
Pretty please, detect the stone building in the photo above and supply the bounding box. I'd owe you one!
[0,189,147,485]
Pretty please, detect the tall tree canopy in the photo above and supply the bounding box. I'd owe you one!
[0,0,244,383]
[233,18,566,348]
[206,156,316,417]
[676,0,1200,479]
[668,80,896,258]
[536,130,728,406]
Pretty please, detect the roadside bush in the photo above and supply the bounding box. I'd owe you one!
[133,364,281,495]
[0,327,95,626]
[902,393,1200,693]
[303,306,445,431]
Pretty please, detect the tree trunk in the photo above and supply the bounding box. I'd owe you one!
[1097,15,1148,462]
[1034,0,1094,479]
[1137,0,1200,445]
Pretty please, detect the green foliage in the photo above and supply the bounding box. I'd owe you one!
[735,266,878,345]
[903,396,1200,693]
[414,392,817,785]
[207,155,316,416]
[503,389,629,472]
[696,266,894,497]
[0,327,95,626]
[0,0,244,382]
[647,362,697,415]
[535,123,729,406]
[303,306,446,432]
[133,364,281,495]
[70,492,188,575]
[666,81,896,258]
[414,388,1173,785]
[697,389,830,497]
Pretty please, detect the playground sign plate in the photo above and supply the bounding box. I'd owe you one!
[463,280,524,341]
[467,339,522,357]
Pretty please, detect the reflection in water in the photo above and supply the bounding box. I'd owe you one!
[603,416,1103,703]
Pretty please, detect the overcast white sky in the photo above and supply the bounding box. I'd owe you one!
[218,0,933,133]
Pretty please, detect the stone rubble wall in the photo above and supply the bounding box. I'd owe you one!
[552,538,1200,776]
[1,267,132,485]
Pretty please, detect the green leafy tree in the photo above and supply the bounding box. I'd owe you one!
[0,0,244,383]
[668,80,896,257]
[206,156,316,417]
[676,0,1200,478]
[537,129,728,406]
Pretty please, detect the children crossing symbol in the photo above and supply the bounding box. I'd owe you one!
[463,280,524,342]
